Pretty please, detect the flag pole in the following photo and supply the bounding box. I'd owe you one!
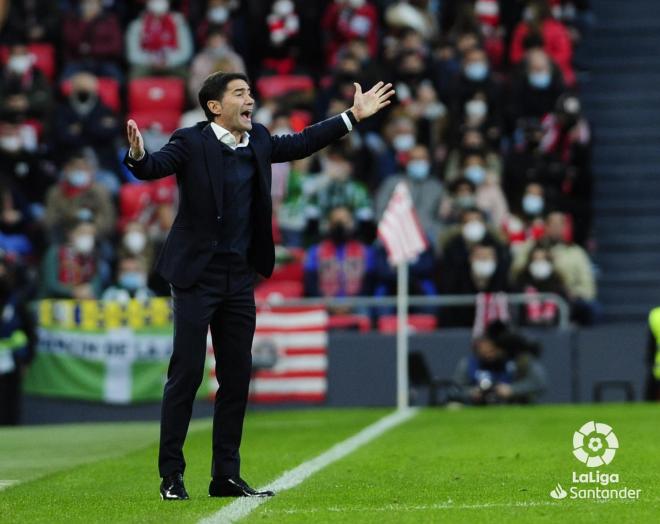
[396,260,409,410]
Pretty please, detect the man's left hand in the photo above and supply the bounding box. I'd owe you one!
[350,81,396,122]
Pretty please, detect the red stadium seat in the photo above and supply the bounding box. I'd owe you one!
[256,75,314,99]
[254,280,303,303]
[128,110,181,134]
[377,314,438,334]
[61,77,121,112]
[151,177,177,205]
[119,183,153,221]
[328,314,371,332]
[270,248,305,282]
[128,77,185,113]
[289,110,312,132]
[0,43,56,82]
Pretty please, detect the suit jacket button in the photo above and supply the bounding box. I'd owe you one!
[212,240,218,247]
[216,216,221,222]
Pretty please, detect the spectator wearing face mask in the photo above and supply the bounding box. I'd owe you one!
[118,221,153,266]
[195,0,238,50]
[188,30,246,105]
[303,206,375,311]
[61,0,123,81]
[102,256,155,304]
[443,129,503,184]
[374,144,444,250]
[440,241,509,327]
[513,244,568,326]
[0,175,36,259]
[508,48,565,126]
[503,182,547,251]
[447,48,502,137]
[510,0,575,86]
[371,115,418,185]
[39,220,103,299]
[0,121,55,207]
[452,321,546,404]
[52,72,120,171]
[43,152,115,240]
[322,0,379,67]
[305,144,373,244]
[511,211,598,325]
[125,0,194,79]
[438,208,509,287]
[439,177,478,225]
[460,151,509,228]
[0,44,52,122]
[0,253,37,426]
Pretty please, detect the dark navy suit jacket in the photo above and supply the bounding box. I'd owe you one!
[123,115,349,288]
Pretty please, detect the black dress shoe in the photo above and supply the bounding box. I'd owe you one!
[160,472,190,500]
[209,476,274,497]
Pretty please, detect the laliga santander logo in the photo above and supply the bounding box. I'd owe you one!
[572,421,619,468]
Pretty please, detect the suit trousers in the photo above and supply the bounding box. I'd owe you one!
[158,253,257,478]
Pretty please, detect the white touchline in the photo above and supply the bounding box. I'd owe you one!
[0,480,19,491]
[198,408,419,524]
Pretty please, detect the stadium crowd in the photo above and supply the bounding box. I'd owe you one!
[0,0,598,331]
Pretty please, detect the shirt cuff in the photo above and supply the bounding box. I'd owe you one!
[340,111,353,132]
[128,149,145,161]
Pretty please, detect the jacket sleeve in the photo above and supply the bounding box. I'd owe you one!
[270,114,350,163]
[123,129,190,180]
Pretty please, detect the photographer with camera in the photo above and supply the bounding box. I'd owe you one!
[452,321,547,405]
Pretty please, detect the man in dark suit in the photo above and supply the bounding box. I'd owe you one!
[124,71,394,500]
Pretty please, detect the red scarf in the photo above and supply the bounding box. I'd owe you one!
[524,286,558,325]
[141,13,179,52]
[57,245,96,286]
[317,240,366,298]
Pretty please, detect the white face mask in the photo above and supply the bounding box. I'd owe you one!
[529,259,553,280]
[74,234,95,255]
[0,135,22,152]
[208,6,229,23]
[8,55,32,75]
[392,133,415,152]
[462,220,486,243]
[273,0,295,16]
[67,169,92,187]
[147,0,169,16]
[472,259,496,278]
[123,231,147,254]
[465,99,487,119]
[522,193,544,215]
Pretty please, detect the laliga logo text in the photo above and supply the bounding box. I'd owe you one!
[549,421,641,501]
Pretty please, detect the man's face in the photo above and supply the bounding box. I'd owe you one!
[209,79,255,133]
[545,213,565,242]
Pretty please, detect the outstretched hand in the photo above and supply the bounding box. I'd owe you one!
[350,81,396,122]
[126,119,145,159]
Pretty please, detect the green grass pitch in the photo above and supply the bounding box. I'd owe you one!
[0,404,658,523]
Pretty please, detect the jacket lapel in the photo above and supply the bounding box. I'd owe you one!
[201,123,224,216]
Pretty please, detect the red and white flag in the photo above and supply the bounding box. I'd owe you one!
[377,181,428,265]
[207,306,329,404]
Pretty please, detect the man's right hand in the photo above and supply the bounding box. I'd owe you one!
[126,119,145,159]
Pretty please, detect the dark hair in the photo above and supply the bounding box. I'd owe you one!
[198,71,250,121]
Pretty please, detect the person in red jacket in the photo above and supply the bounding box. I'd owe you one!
[509,0,575,86]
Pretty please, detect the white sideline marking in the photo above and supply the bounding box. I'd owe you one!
[198,408,419,524]
[0,480,19,491]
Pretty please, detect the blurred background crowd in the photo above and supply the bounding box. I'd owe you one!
[0,0,598,330]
